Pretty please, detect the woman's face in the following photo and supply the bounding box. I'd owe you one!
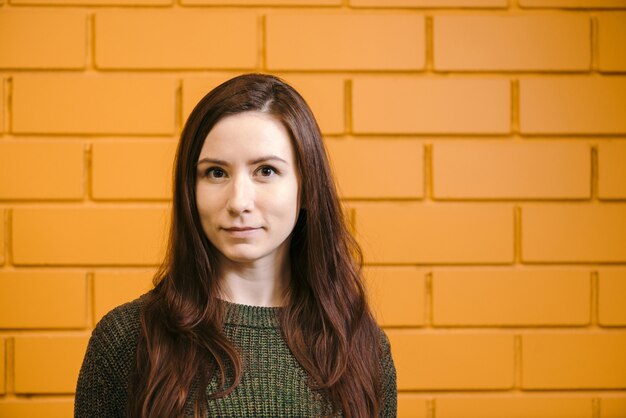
[195,111,301,267]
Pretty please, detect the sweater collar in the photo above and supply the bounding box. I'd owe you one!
[220,299,281,328]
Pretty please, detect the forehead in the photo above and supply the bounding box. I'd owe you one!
[199,111,295,161]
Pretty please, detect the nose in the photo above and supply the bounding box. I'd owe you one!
[227,175,254,216]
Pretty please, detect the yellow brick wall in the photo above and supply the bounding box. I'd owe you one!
[0,1,625,417]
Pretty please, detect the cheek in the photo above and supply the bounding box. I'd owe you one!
[266,181,300,219]
[195,187,220,225]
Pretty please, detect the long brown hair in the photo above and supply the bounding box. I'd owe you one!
[128,73,382,417]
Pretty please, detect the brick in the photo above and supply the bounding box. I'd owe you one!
[519,0,626,7]
[183,0,338,4]
[397,394,428,418]
[95,11,257,70]
[183,75,345,135]
[598,13,626,72]
[598,269,626,326]
[387,330,514,390]
[326,139,423,199]
[12,75,176,135]
[0,271,87,328]
[0,141,84,200]
[352,77,510,134]
[13,0,169,5]
[433,269,590,326]
[521,204,626,263]
[12,207,170,265]
[434,15,589,71]
[363,266,425,327]
[0,10,85,69]
[519,77,626,134]
[354,203,513,264]
[352,0,506,5]
[278,75,345,135]
[266,14,425,71]
[598,141,626,199]
[94,270,154,323]
[432,141,590,199]
[0,399,74,418]
[522,333,626,389]
[92,140,176,200]
[182,75,235,121]
[437,396,592,418]
[601,397,626,418]
[0,339,4,393]
[14,336,89,393]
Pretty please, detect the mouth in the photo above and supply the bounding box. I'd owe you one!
[222,226,262,238]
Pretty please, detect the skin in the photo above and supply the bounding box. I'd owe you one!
[195,111,302,307]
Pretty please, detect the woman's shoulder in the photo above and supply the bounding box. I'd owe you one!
[90,294,146,355]
[377,326,390,343]
[374,325,392,353]
[374,326,396,381]
[374,326,398,417]
[75,295,148,416]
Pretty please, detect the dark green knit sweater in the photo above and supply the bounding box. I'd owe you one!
[75,296,397,417]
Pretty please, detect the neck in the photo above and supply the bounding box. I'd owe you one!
[217,246,290,308]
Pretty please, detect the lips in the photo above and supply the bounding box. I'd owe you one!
[222,226,261,238]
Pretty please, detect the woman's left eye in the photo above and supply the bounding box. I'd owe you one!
[257,166,278,177]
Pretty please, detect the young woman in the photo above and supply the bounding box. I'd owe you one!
[75,73,397,418]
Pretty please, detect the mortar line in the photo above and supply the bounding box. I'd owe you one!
[1,338,6,394]
[514,206,521,265]
[85,143,93,202]
[514,334,522,389]
[425,143,433,201]
[591,144,598,202]
[87,13,95,71]
[591,270,599,326]
[349,207,356,236]
[175,79,183,134]
[6,337,15,394]
[517,333,523,390]
[344,79,353,135]
[259,14,267,72]
[425,271,433,327]
[590,16,598,73]
[6,77,12,135]
[511,79,520,136]
[6,209,13,266]
[425,15,434,73]
[1,78,7,135]
[2,209,7,266]
[87,270,95,329]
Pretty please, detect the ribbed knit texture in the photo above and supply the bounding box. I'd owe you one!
[75,296,397,417]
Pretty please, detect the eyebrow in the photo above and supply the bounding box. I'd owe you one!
[196,155,289,166]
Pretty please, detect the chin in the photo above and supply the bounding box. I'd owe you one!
[220,250,265,264]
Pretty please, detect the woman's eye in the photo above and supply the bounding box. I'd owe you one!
[257,166,278,177]
[205,167,226,178]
